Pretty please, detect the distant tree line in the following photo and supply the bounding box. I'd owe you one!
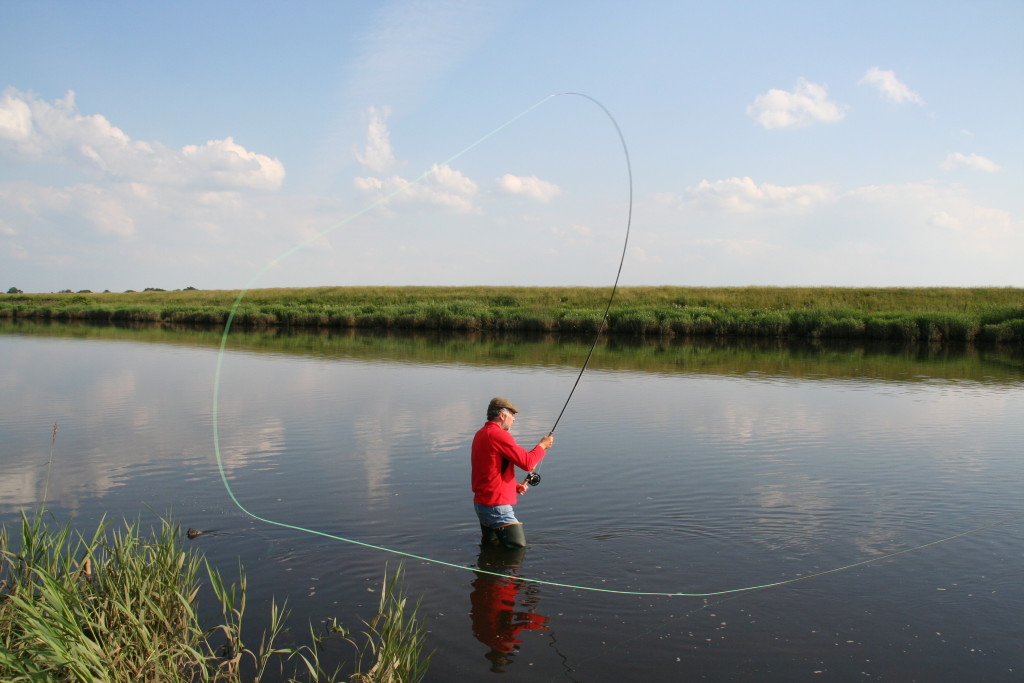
[5,286,199,294]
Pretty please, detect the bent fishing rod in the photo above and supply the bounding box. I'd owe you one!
[521,92,634,490]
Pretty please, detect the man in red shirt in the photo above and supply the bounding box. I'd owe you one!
[472,397,554,548]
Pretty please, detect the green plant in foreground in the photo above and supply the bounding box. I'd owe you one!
[0,513,431,682]
[350,568,432,683]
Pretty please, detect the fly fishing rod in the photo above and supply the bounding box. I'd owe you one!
[523,92,634,489]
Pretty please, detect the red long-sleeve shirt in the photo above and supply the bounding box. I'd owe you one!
[471,421,546,506]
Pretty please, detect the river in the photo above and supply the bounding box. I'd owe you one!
[2,323,1022,681]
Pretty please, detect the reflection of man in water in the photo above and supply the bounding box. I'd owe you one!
[469,544,550,673]
[471,397,553,548]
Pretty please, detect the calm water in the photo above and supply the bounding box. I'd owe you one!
[2,325,1023,681]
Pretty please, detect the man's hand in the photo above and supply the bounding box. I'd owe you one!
[516,482,528,495]
[538,434,554,450]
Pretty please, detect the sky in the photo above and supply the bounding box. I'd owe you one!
[2,0,1022,293]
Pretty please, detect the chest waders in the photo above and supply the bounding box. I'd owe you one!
[480,521,527,549]
[479,458,528,548]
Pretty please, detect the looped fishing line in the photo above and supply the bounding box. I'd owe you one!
[212,93,1022,596]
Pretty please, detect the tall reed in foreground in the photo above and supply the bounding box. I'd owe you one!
[349,568,431,683]
[0,513,431,682]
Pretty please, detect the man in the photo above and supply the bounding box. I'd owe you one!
[471,397,554,548]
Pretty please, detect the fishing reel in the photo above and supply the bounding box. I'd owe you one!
[524,471,541,487]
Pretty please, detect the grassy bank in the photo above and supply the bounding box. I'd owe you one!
[2,286,1022,343]
[0,513,431,682]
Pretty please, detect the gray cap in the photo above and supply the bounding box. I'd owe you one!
[488,397,519,414]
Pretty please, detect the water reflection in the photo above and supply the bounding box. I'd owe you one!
[4,320,1021,385]
[2,323,1023,681]
[469,544,550,673]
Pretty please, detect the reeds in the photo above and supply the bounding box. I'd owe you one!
[2,286,1022,343]
[349,568,431,683]
[0,513,431,682]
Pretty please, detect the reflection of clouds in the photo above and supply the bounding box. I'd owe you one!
[703,399,832,454]
[0,350,147,511]
[849,509,905,557]
[910,387,1016,475]
[94,366,161,431]
[345,381,479,503]
[0,466,44,508]
[93,367,136,410]
[353,413,394,502]
[0,446,125,514]
[421,398,477,452]
[2,338,253,511]
[208,419,286,476]
[750,476,830,552]
[9,333,1019,584]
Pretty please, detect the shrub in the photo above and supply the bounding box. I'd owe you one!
[980,320,1024,344]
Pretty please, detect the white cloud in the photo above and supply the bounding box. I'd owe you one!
[549,223,593,244]
[354,163,478,213]
[76,185,136,237]
[496,173,561,202]
[845,183,1014,243]
[0,88,284,191]
[0,90,33,141]
[927,204,1012,237]
[349,105,479,213]
[0,88,303,290]
[858,66,925,105]
[640,178,1021,286]
[178,137,285,191]
[747,78,847,129]
[940,152,1000,173]
[685,176,835,212]
[692,237,768,259]
[0,182,135,238]
[354,105,396,173]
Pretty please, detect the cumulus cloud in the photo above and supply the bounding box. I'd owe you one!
[180,137,285,190]
[354,105,396,173]
[940,152,1000,173]
[0,182,136,238]
[858,66,925,105]
[0,90,33,141]
[75,185,136,237]
[354,163,478,213]
[685,176,835,212]
[661,177,1017,248]
[845,183,1015,244]
[350,106,479,213]
[641,178,1022,286]
[0,88,284,190]
[747,78,847,129]
[496,173,561,202]
[0,88,292,284]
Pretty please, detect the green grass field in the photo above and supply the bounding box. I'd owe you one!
[3,286,1022,342]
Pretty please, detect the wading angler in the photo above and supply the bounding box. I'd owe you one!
[471,397,553,548]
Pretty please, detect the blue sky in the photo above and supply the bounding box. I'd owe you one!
[2,1,1021,293]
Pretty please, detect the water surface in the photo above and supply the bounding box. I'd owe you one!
[2,324,1022,681]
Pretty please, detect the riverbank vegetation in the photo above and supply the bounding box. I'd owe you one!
[2,286,1022,343]
[0,513,431,682]
[4,320,1021,385]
